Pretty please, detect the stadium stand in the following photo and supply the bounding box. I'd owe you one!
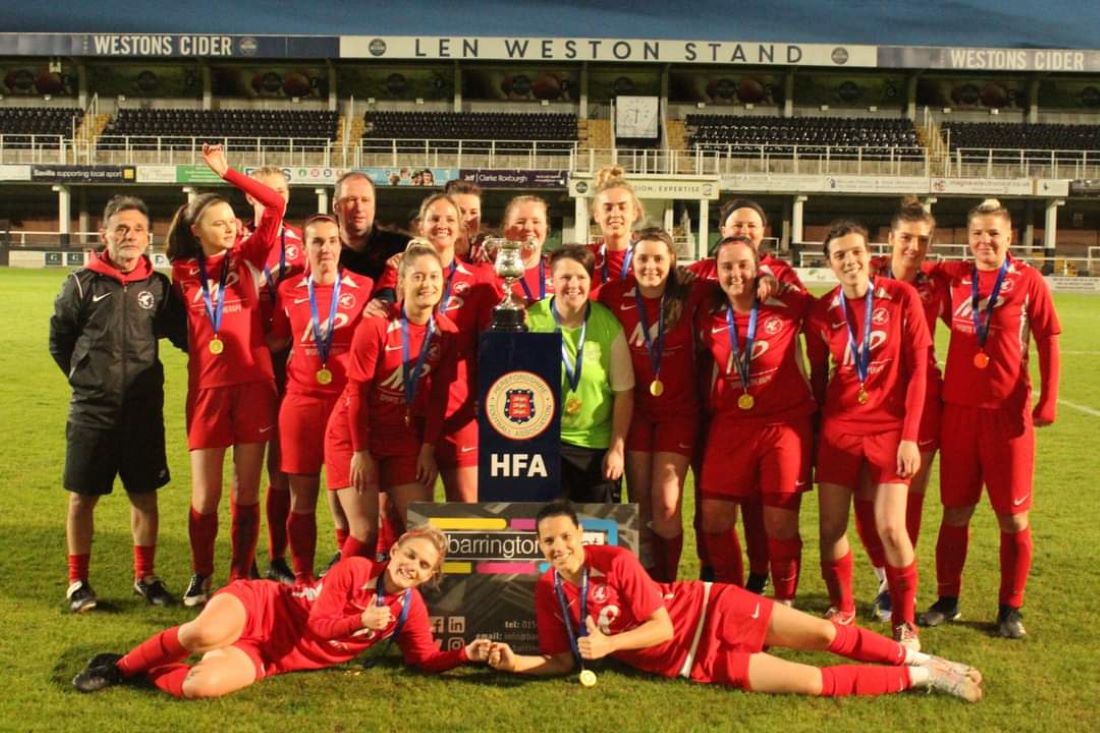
[98,109,339,151]
[362,111,578,153]
[942,121,1100,161]
[686,114,923,159]
[0,106,84,148]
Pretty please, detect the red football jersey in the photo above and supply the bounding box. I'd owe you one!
[940,257,1061,413]
[506,256,555,306]
[807,277,931,439]
[869,255,951,389]
[696,289,816,422]
[341,305,458,452]
[255,222,306,324]
[535,545,706,678]
[377,259,500,420]
[260,556,466,674]
[270,271,375,398]
[588,243,633,298]
[598,278,703,419]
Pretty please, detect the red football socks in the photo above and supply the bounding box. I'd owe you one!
[287,511,317,583]
[133,544,156,581]
[741,497,770,576]
[703,530,744,586]
[826,623,906,665]
[821,550,855,613]
[999,527,1033,608]
[905,491,925,548]
[935,523,970,599]
[188,508,217,577]
[266,485,291,561]
[334,526,349,550]
[650,532,684,583]
[229,501,260,581]
[67,553,90,584]
[885,560,918,626]
[854,498,886,569]
[768,536,803,601]
[340,534,373,561]
[118,626,188,678]
[819,665,911,697]
[147,663,189,698]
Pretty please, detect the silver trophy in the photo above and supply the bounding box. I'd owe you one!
[488,236,528,332]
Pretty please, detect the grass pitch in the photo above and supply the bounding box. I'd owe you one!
[1,267,1098,732]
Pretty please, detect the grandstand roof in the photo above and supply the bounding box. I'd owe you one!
[2,0,1099,50]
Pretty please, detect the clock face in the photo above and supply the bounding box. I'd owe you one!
[617,96,660,139]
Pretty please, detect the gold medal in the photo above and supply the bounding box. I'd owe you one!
[579,669,598,688]
[565,397,583,416]
[404,410,412,428]
[208,337,224,355]
[973,351,990,369]
[857,388,869,405]
[316,367,333,385]
[649,379,664,397]
[738,393,755,411]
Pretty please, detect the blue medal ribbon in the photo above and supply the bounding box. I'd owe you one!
[550,297,590,393]
[307,271,342,367]
[195,249,229,337]
[519,260,547,302]
[362,571,412,668]
[553,567,589,666]
[401,308,436,412]
[635,289,666,380]
[600,245,633,282]
[725,299,759,392]
[837,281,875,389]
[440,259,458,313]
[971,258,1009,351]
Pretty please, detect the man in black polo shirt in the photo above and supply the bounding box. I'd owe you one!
[333,171,410,280]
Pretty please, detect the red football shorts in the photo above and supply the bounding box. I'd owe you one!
[689,583,774,688]
[700,417,811,505]
[324,402,422,491]
[279,392,339,475]
[186,380,277,451]
[436,414,479,469]
[917,380,942,454]
[626,411,699,457]
[815,420,910,488]
[939,403,1035,515]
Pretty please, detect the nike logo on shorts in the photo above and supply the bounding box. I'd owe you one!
[259,425,274,433]
[1013,494,1030,506]
[460,446,477,453]
[750,603,761,620]
[92,293,111,302]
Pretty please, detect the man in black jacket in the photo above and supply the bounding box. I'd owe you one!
[333,171,410,280]
[49,195,187,613]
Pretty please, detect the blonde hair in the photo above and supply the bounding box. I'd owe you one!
[417,193,463,231]
[397,240,444,288]
[503,195,549,229]
[892,195,936,231]
[968,198,1011,225]
[593,165,643,228]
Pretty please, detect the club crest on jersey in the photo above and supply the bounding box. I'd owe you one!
[453,280,471,294]
[591,583,609,603]
[763,317,782,335]
[872,307,889,325]
[339,292,357,310]
[427,341,442,361]
[285,245,300,261]
[136,291,155,310]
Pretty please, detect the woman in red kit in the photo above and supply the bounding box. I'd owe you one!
[324,242,458,560]
[487,502,980,701]
[688,198,799,593]
[267,215,374,585]
[853,198,951,622]
[374,195,501,502]
[167,144,286,608]
[807,221,931,649]
[588,166,643,295]
[598,228,701,582]
[443,179,485,262]
[695,237,816,605]
[501,195,554,305]
[72,527,491,698]
[920,199,1060,639]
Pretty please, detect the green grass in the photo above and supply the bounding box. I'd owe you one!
[1,268,1098,732]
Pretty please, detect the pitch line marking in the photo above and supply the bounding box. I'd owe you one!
[1058,399,1100,418]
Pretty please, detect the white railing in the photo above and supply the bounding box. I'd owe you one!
[951,147,1100,179]
[0,134,69,163]
[351,138,578,171]
[82,135,338,167]
[1,229,103,246]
